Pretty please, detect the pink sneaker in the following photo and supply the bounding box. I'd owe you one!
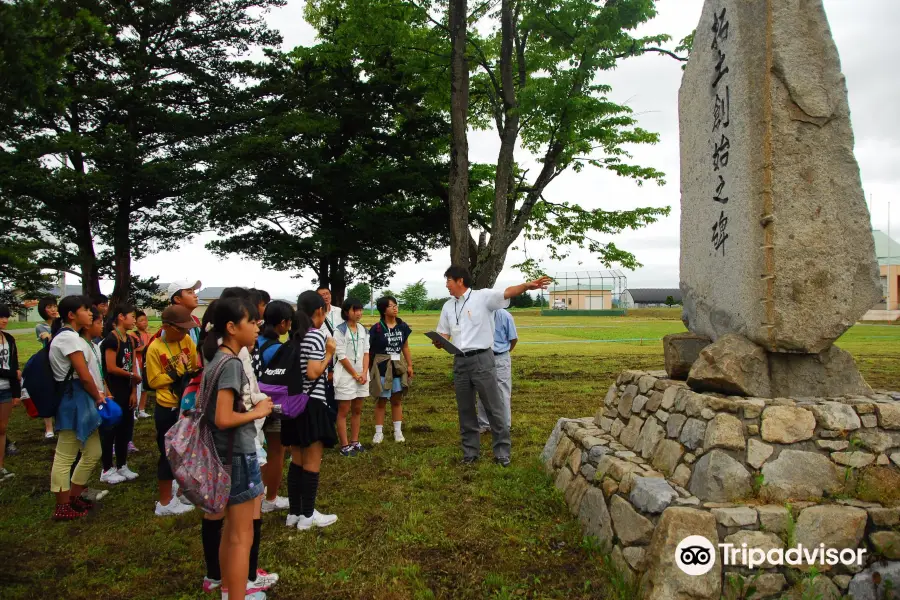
[202,577,220,593]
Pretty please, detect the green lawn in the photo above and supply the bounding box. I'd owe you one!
[1,310,898,600]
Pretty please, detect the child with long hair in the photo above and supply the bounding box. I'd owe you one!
[99,304,142,485]
[198,297,279,597]
[199,297,273,600]
[333,298,369,456]
[47,296,107,520]
[282,291,338,530]
[257,301,294,513]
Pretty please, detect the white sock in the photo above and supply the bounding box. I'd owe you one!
[393,421,402,433]
[375,425,383,434]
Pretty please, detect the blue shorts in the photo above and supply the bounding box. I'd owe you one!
[0,389,12,404]
[229,453,264,506]
[379,376,404,399]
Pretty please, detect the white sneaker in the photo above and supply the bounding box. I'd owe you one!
[250,569,279,590]
[117,465,138,481]
[100,468,126,485]
[394,430,405,443]
[261,496,289,513]
[372,431,384,444]
[138,410,150,419]
[44,431,55,439]
[221,591,266,600]
[297,509,338,530]
[155,498,195,516]
[285,514,300,528]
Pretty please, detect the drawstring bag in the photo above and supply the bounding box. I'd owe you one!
[164,355,240,513]
[258,340,323,419]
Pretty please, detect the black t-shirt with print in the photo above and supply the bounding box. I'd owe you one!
[369,319,412,377]
[102,331,135,400]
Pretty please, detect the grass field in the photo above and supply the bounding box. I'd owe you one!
[1,309,898,600]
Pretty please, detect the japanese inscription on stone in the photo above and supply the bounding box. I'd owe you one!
[710,6,730,256]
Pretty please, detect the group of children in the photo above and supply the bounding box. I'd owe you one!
[0,280,416,600]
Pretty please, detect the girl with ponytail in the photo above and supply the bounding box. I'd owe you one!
[281,290,339,530]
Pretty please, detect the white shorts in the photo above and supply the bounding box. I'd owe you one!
[334,366,368,401]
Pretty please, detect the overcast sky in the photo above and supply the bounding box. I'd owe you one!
[110,0,899,301]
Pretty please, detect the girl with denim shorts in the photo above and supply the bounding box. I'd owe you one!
[199,297,274,600]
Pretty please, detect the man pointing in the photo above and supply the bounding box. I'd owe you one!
[434,266,551,467]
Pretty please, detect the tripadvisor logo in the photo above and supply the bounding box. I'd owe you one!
[676,536,716,576]
[675,535,867,575]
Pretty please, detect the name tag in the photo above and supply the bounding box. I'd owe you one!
[451,326,461,342]
[390,354,401,361]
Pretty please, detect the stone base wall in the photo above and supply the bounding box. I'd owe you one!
[541,369,900,599]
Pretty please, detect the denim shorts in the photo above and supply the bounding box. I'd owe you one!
[0,389,12,404]
[229,452,263,506]
[379,376,404,399]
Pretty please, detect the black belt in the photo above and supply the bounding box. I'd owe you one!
[459,348,489,358]
[493,350,508,356]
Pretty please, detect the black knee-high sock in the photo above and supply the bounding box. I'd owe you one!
[287,462,304,516]
[300,469,320,518]
[201,518,224,580]
[248,518,262,581]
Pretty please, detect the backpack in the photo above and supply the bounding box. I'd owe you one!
[22,329,74,419]
[164,354,239,514]
[251,338,280,381]
[258,340,323,419]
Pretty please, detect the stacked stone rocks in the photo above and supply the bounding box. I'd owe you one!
[541,369,900,600]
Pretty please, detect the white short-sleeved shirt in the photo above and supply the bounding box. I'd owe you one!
[49,329,93,383]
[318,305,344,338]
[437,288,510,352]
[335,322,370,369]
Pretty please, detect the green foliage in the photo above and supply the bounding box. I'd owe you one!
[509,292,534,309]
[305,0,683,285]
[665,295,677,307]
[1,0,285,301]
[347,282,373,305]
[128,276,167,313]
[399,280,428,313]
[205,45,449,296]
[424,297,450,311]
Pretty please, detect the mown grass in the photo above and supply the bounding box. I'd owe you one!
[1,310,898,600]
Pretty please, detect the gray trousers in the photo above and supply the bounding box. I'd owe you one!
[477,352,512,430]
[453,351,511,460]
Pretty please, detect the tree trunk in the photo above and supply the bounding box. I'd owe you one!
[109,200,131,309]
[317,256,331,290]
[447,0,471,271]
[473,247,510,290]
[472,0,519,290]
[76,223,101,297]
[329,255,347,304]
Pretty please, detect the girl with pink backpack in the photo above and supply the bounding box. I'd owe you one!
[180,297,274,599]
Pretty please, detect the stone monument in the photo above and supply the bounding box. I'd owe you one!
[673,0,882,398]
[542,1,900,598]
[679,0,881,355]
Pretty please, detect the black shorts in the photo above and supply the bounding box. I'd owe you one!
[280,400,337,449]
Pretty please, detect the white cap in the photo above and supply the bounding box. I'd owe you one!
[166,280,201,299]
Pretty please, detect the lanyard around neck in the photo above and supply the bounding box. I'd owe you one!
[454,290,471,325]
[348,324,359,359]
[88,338,103,380]
[163,339,182,366]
